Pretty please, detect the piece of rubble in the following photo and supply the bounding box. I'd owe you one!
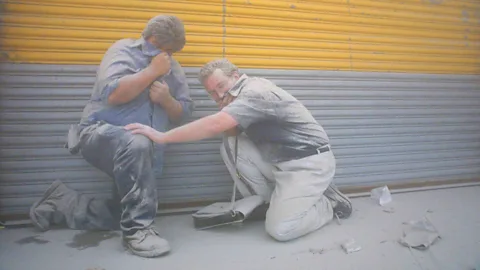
[370,186,392,206]
[398,217,441,250]
[309,248,324,255]
[341,239,362,254]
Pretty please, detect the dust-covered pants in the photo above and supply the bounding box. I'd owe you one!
[63,122,158,235]
[221,133,335,241]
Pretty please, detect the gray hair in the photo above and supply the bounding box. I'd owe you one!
[142,15,186,53]
[198,58,239,84]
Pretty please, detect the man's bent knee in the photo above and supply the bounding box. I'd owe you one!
[265,218,301,242]
[123,134,153,157]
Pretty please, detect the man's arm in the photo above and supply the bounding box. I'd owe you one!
[125,92,274,144]
[150,60,194,123]
[217,93,239,136]
[149,81,185,121]
[224,127,241,136]
[105,52,171,105]
[108,67,159,105]
[125,112,238,144]
[159,95,185,122]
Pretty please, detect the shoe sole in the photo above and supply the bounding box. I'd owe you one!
[29,180,64,231]
[327,184,352,219]
[123,240,171,258]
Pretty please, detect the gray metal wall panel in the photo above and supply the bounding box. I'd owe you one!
[1,63,480,217]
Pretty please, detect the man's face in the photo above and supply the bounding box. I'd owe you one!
[203,69,239,104]
[147,36,174,55]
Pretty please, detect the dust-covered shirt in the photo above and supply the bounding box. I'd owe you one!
[77,37,194,175]
[79,37,193,130]
[222,74,329,163]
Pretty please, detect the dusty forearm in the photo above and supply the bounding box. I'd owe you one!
[160,112,236,144]
[224,127,240,137]
[108,67,158,105]
[157,96,184,122]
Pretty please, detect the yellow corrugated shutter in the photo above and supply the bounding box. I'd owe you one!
[1,0,479,73]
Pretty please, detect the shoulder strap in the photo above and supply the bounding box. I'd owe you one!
[229,136,239,215]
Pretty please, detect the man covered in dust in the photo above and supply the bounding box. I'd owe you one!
[126,59,352,242]
[29,15,193,257]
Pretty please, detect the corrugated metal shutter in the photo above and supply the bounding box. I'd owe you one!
[2,63,480,217]
[1,0,479,73]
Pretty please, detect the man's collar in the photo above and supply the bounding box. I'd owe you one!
[129,37,145,48]
[228,74,248,97]
[129,37,162,57]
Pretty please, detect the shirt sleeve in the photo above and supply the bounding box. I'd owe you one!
[221,91,276,130]
[164,59,195,124]
[96,46,139,103]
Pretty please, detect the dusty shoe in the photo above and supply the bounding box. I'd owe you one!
[324,183,352,219]
[123,228,171,258]
[29,180,74,231]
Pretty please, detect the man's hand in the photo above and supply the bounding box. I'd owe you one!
[107,53,170,105]
[149,81,171,105]
[219,93,236,110]
[148,52,171,77]
[124,123,165,144]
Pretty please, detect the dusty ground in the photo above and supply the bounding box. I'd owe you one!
[1,186,480,270]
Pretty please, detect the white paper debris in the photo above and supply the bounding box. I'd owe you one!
[370,186,392,206]
[341,239,362,254]
[398,217,441,250]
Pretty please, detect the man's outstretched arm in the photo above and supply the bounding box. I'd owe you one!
[125,112,238,144]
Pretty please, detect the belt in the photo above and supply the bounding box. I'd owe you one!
[298,144,331,159]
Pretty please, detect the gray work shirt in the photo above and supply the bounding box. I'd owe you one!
[78,37,194,173]
[222,74,329,163]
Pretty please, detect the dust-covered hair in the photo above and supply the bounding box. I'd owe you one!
[198,58,239,84]
[142,15,186,53]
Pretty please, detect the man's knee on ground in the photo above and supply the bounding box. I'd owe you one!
[265,217,301,242]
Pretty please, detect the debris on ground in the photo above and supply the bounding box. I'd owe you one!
[341,238,362,254]
[398,216,441,250]
[308,248,324,255]
[292,247,330,256]
[370,185,392,206]
[382,207,395,213]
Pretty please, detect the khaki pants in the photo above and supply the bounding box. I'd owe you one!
[220,133,334,241]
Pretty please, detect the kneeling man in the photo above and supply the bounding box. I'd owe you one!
[126,59,352,241]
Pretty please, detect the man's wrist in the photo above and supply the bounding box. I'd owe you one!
[144,66,160,81]
[158,94,176,107]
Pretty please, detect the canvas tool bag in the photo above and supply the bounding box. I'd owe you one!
[192,136,264,229]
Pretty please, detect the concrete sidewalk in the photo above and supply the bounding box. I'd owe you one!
[1,186,480,270]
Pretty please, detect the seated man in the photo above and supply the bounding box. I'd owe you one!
[125,59,352,242]
[29,15,193,257]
